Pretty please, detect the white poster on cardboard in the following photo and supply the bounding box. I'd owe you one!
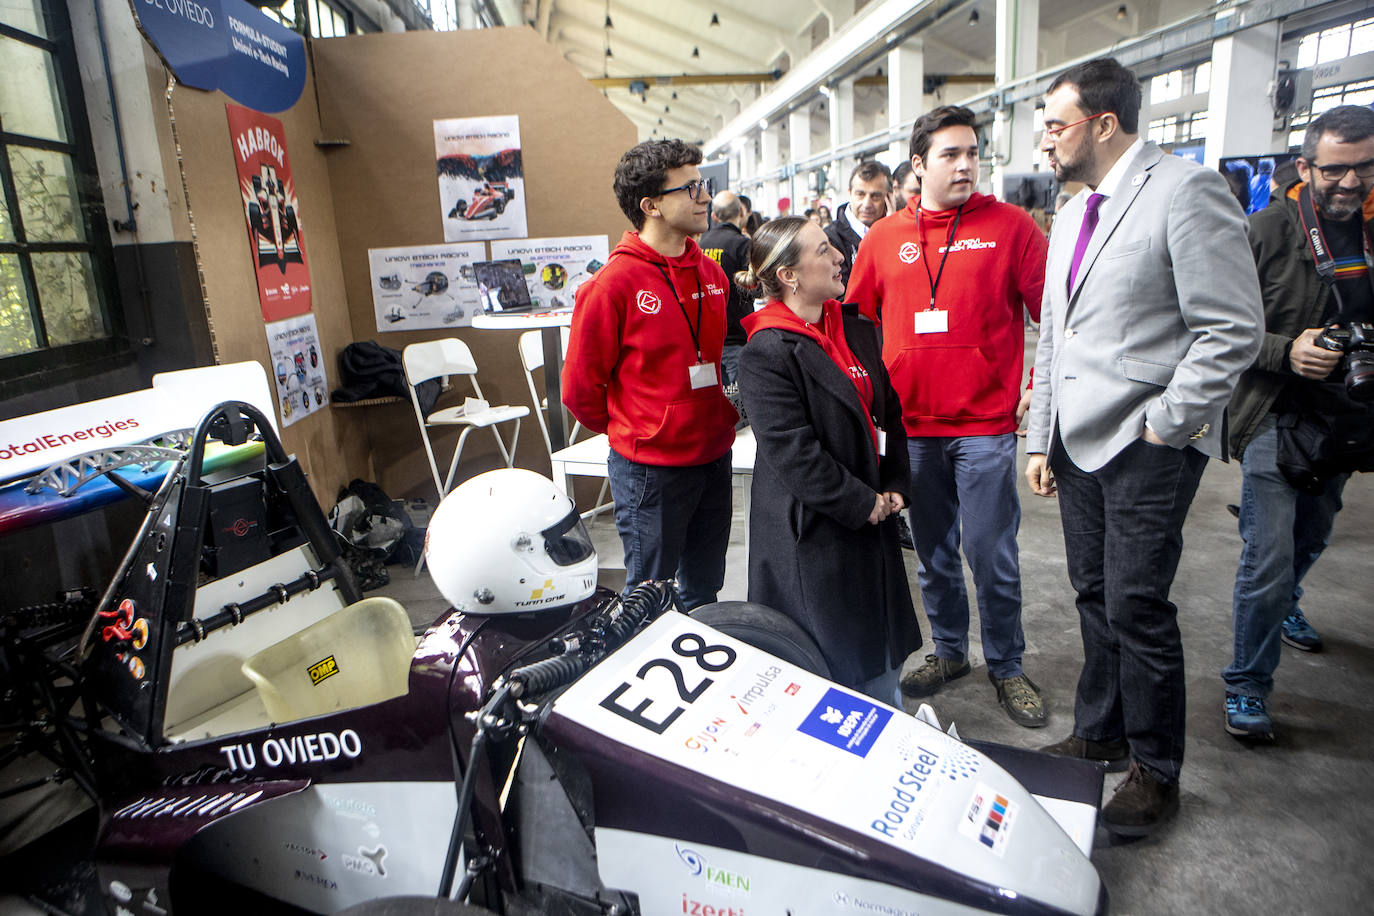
[434,115,527,242]
[367,243,484,331]
[265,313,327,428]
[488,235,609,313]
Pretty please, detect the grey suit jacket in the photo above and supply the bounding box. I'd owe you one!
[1025,142,1263,472]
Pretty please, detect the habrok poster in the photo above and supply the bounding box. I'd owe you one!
[489,235,609,312]
[265,313,327,428]
[367,243,484,331]
[226,103,311,321]
[434,115,527,242]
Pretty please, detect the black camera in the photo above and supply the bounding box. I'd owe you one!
[1314,321,1374,401]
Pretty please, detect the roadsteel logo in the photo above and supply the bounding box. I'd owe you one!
[636,290,662,314]
[898,242,921,263]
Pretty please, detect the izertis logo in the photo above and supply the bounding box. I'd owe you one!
[636,290,662,314]
[898,242,921,263]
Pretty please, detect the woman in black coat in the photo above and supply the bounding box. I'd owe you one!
[736,217,920,699]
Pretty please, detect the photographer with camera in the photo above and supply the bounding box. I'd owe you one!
[1222,105,1374,742]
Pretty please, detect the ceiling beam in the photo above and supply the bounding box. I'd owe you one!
[552,1,764,70]
[589,71,781,88]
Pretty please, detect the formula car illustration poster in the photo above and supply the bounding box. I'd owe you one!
[489,235,609,313]
[227,103,311,321]
[367,243,484,331]
[265,313,327,428]
[435,115,527,242]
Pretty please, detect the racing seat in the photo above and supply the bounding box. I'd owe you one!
[240,597,414,724]
[403,338,529,499]
[516,329,610,519]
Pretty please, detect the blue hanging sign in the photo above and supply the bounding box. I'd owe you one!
[132,0,306,113]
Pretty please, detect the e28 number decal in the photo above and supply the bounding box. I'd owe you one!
[598,633,737,734]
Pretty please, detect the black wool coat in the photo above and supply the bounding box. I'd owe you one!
[737,304,921,687]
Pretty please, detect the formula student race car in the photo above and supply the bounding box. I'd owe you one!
[1,386,1108,916]
[448,182,515,221]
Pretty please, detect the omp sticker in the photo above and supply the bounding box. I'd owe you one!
[309,655,340,685]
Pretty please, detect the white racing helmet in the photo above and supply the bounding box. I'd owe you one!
[426,468,598,614]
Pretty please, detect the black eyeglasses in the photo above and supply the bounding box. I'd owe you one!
[658,177,713,200]
[1306,159,1374,181]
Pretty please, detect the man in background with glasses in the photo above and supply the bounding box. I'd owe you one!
[1025,57,1262,836]
[1222,104,1374,743]
[563,140,737,609]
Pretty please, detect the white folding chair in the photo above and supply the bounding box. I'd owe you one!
[517,329,610,517]
[403,338,529,500]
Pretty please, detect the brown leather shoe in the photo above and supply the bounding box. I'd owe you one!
[1100,761,1180,837]
[1039,734,1130,773]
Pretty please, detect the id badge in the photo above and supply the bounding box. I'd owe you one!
[914,309,948,334]
[688,361,719,389]
[877,427,887,457]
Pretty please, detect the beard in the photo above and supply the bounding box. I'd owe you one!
[1050,140,1096,185]
[1314,183,1370,221]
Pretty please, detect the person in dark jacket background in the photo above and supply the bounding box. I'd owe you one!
[736,216,920,698]
[699,189,754,385]
[824,160,892,289]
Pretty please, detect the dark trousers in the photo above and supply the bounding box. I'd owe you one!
[1051,436,1207,784]
[606,449,732,609]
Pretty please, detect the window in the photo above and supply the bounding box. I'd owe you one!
[1296,16,1374,68]
[1150,70,1183,104]
[1178,111,1208,143]
[1147,115,1179,145]
[259,0,353,37]
[1,1,118,381]
[1287,78,1374,149]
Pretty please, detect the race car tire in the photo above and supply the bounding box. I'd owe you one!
[450,200,467,219]
[688,601,831,678]
[493,199,505,216]
[336,897,497,915]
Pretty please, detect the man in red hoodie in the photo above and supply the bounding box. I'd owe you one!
[562,139,738,608]
[846,106,1048,727]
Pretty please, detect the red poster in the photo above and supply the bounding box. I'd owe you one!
[226,103,311,321]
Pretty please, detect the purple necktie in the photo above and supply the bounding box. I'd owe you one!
[1068,192,1105,293]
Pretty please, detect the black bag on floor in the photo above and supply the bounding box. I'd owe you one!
[330,479,424,573]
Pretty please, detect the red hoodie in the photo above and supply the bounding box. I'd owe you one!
[845,192,1046,437]
[563,230,737,466]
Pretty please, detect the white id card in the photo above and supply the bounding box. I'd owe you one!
[914,309,949,334]
[877,427,887,457]
[688,361,719,389]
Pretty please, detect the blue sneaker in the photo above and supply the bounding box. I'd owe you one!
[1225,692,1274,741]
[1280,609,1322,651]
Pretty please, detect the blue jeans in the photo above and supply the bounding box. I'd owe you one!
[907,434,1024,679]
[1051,435,1207,784]
[606,449,732,610]
[1223,416,1347,698]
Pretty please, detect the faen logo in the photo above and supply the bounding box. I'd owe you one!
[636,290,662,314]
[898,242,921,263]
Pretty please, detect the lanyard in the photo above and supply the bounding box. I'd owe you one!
[653,262,706,360]
[1297,183,1374,322]
[918,203,965,311]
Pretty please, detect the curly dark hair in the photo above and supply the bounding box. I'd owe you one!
[613,139,703,230]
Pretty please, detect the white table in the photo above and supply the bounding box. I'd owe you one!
[550,427,756,542]
[471,310,574,450]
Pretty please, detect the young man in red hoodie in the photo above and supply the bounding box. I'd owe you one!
[562,139,738,609]
[846,106,1048,727]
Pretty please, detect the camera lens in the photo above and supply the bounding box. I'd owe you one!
[1345,353,1374,401]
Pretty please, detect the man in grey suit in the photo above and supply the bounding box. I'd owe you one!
[1025,58,1262,836]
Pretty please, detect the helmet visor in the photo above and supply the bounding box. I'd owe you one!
[541,506,595,566]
